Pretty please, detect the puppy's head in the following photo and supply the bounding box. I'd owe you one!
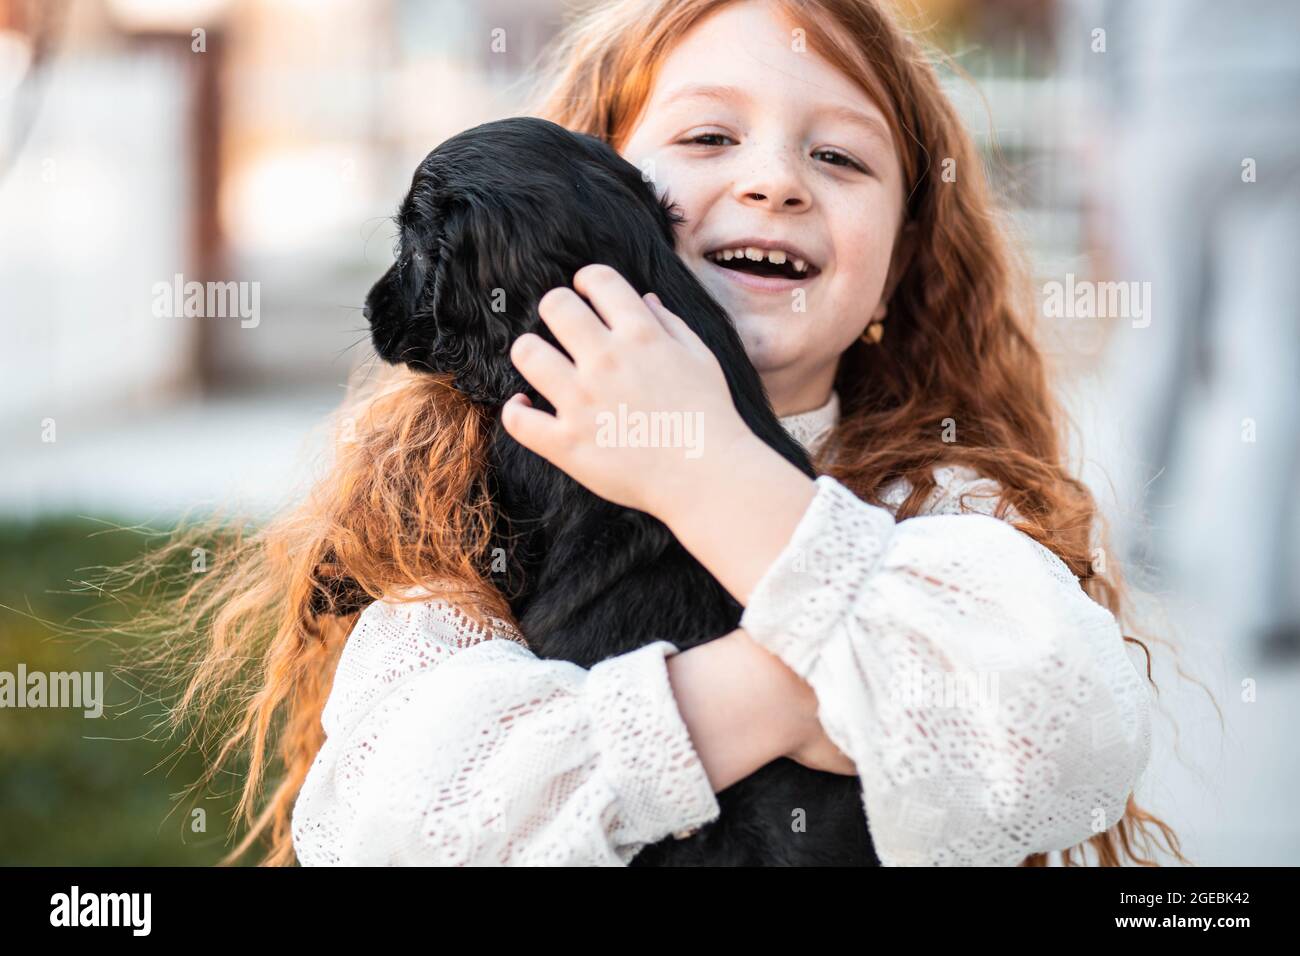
[364,117,684,405]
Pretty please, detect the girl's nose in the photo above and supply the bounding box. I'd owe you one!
[734,150,812,212]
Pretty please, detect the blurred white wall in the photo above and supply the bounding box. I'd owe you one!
[0,50,190,423]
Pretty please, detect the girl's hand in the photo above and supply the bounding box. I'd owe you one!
[787,720,859,776]
[666,627,857,792]
[774,641,858,776]
[502,263,753,521]
[504,263,818,606]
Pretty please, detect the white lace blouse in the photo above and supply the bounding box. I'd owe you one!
[291,390,1153,866]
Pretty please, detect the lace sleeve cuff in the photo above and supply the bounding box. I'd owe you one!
[587,640,722,846]
[739,475,897,678]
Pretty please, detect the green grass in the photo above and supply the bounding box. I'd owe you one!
[0,516,248,865]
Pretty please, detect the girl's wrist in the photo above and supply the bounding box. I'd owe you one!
[660,431,818,605]
[666,628,811,792]
[639,414,754,525]
[734,627,821,754]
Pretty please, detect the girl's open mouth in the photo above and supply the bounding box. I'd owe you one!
[703,245,822,293]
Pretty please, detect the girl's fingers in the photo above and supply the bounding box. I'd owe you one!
[573,263,660,337]
[643,292,705,351]
[536,286,610,360]
[509,332,577,407]
[500,393,565,461]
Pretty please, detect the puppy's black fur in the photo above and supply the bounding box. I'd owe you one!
[365,117,877,866]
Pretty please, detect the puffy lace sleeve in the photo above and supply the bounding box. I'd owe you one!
[739,469,1154,866]
[291,598,721,865]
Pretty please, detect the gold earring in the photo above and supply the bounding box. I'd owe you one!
[861,319,885,344]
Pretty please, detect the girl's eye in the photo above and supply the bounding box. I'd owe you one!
[813,148,868,174]
[683,134,870,175]
[685,132,735,147]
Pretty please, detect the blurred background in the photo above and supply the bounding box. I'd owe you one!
[0,0,1296,865]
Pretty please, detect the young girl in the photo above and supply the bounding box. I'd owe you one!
[159,0,1183,866]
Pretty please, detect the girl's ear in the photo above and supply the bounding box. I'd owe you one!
[873,221,920,320]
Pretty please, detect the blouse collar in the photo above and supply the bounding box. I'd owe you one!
[777,390,840,456]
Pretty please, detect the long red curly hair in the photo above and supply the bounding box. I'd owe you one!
[123,0,1185,866]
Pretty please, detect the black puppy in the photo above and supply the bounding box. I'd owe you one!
[364,116,877,866]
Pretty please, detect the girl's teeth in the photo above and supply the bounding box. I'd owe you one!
[706,247,815,275]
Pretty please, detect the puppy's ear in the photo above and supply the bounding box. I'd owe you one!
[419,203,525,405]
[365,199,523,406]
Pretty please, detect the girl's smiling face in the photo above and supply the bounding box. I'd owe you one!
[618,0,908,414]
